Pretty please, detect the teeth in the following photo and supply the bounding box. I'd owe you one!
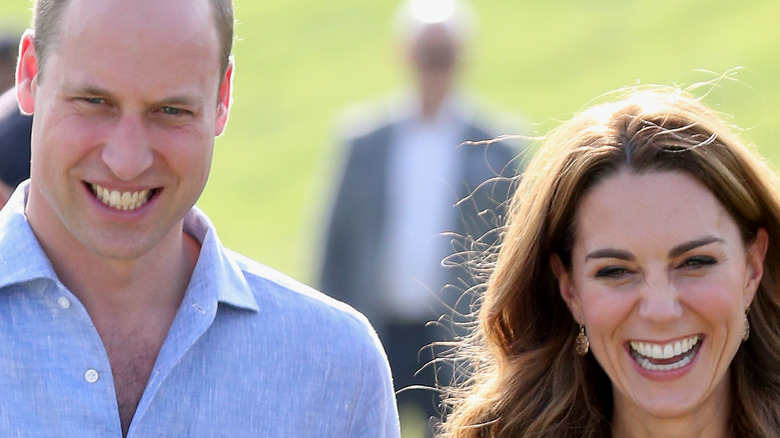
[636,352,695,371]
[629,335,700,360]
[91,184,151,211]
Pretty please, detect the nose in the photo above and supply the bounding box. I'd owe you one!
[101,114,153,181]
[638,277,683,323]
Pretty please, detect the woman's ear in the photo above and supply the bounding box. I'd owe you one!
[551,253,583,323]
[743,227,769,309]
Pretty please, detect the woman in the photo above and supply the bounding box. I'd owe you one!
[439,86,780,437]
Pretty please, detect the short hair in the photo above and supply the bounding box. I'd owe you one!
[31,0,234,81]
[440,86,780,437]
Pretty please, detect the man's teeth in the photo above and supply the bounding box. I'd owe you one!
[91,184,151,210]
[629,335,700,371]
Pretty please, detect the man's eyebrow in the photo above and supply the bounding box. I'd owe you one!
[63,83,112,96]
[157,94,203,107]
[668,236,724,258]
[585,249,634,261]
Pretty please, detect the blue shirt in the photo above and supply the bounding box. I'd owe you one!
[0,184,400,437]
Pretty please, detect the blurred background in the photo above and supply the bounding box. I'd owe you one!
[2,0,779,286]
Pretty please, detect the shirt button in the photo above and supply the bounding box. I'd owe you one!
[57,297,71,309]
[85,369,99,383]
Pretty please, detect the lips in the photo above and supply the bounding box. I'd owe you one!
[89,183,153,210]
[629,335,702,372]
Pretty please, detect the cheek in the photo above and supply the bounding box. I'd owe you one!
[681,277,745,322]
[158,131,214,183]
[578,285,638,337]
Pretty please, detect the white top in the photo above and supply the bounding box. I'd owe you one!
[379,97,468,322]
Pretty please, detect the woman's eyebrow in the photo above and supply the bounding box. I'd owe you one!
[668,236,724,258]
[584,236,725,262]
[585,248,634,261]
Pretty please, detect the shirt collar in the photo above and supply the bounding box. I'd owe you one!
[182,205,260,312]
[0,181,59,288]
[0,181,260,313]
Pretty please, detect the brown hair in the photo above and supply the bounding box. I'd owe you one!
[31,0,234,81]
[439,86,780,437]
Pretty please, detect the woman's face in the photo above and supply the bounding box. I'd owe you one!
[554,170,767,423]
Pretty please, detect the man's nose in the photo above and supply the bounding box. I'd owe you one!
[101,114,153,181]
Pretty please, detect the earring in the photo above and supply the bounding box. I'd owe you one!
[576,324,589,356]
[743,309,750,343]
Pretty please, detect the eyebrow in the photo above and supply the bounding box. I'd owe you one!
[585,249,634,261]
[584,235,725,262]
[64,83,203,108]
[64,84,111,97]
[668,236,725,258]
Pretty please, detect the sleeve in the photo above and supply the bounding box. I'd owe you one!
[346,325,401,438]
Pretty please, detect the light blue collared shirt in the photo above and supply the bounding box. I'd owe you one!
[0,183,400,437]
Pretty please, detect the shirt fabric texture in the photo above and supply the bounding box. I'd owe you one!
[0,182,400,437]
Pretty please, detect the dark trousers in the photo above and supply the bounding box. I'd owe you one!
[383,321,449,434]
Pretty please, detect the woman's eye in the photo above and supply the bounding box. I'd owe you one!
[681,256,717,270]
[595,266,629,279]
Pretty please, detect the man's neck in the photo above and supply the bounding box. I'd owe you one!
[71,231,200,333]
[24,185,200,331]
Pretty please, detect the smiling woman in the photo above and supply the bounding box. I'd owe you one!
[438,86,780,437]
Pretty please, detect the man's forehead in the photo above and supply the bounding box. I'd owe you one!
[59,0,215,45]
[51,0,222,85]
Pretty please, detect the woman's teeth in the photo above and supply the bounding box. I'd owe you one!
[91,184,151,210]
[629,335,700,371]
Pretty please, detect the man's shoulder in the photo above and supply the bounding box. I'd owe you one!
[226,249,380,339]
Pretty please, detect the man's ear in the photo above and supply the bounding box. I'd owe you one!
[16,30,38,115]
[744,227,769,309]
[551,253,583,323]
[214,56,233,137]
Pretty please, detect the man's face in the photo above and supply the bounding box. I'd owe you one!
[18,0,231,261]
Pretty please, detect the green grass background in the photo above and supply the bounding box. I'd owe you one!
[3,0,780,286]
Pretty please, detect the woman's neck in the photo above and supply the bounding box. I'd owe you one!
[610,385,732,438]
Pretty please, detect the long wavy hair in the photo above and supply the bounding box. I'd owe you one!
[439,86,780,437]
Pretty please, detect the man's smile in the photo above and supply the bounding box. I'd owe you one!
[89,183,155,211]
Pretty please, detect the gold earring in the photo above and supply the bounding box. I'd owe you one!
[743,309,750,343]
[576,324,589,356]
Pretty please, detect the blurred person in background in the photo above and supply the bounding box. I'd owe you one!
[0,31,31,208]
[318,0,522,434]
[0,87,32,207]
[0,32,18,90]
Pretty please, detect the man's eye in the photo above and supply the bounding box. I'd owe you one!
[595,266,629,279]
[81,97,105,105]
[161,106,183,115]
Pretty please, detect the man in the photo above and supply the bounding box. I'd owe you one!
[318,0,521,433]
[0,0,399,436]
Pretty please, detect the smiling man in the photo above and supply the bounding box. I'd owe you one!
[0,0,399,436]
